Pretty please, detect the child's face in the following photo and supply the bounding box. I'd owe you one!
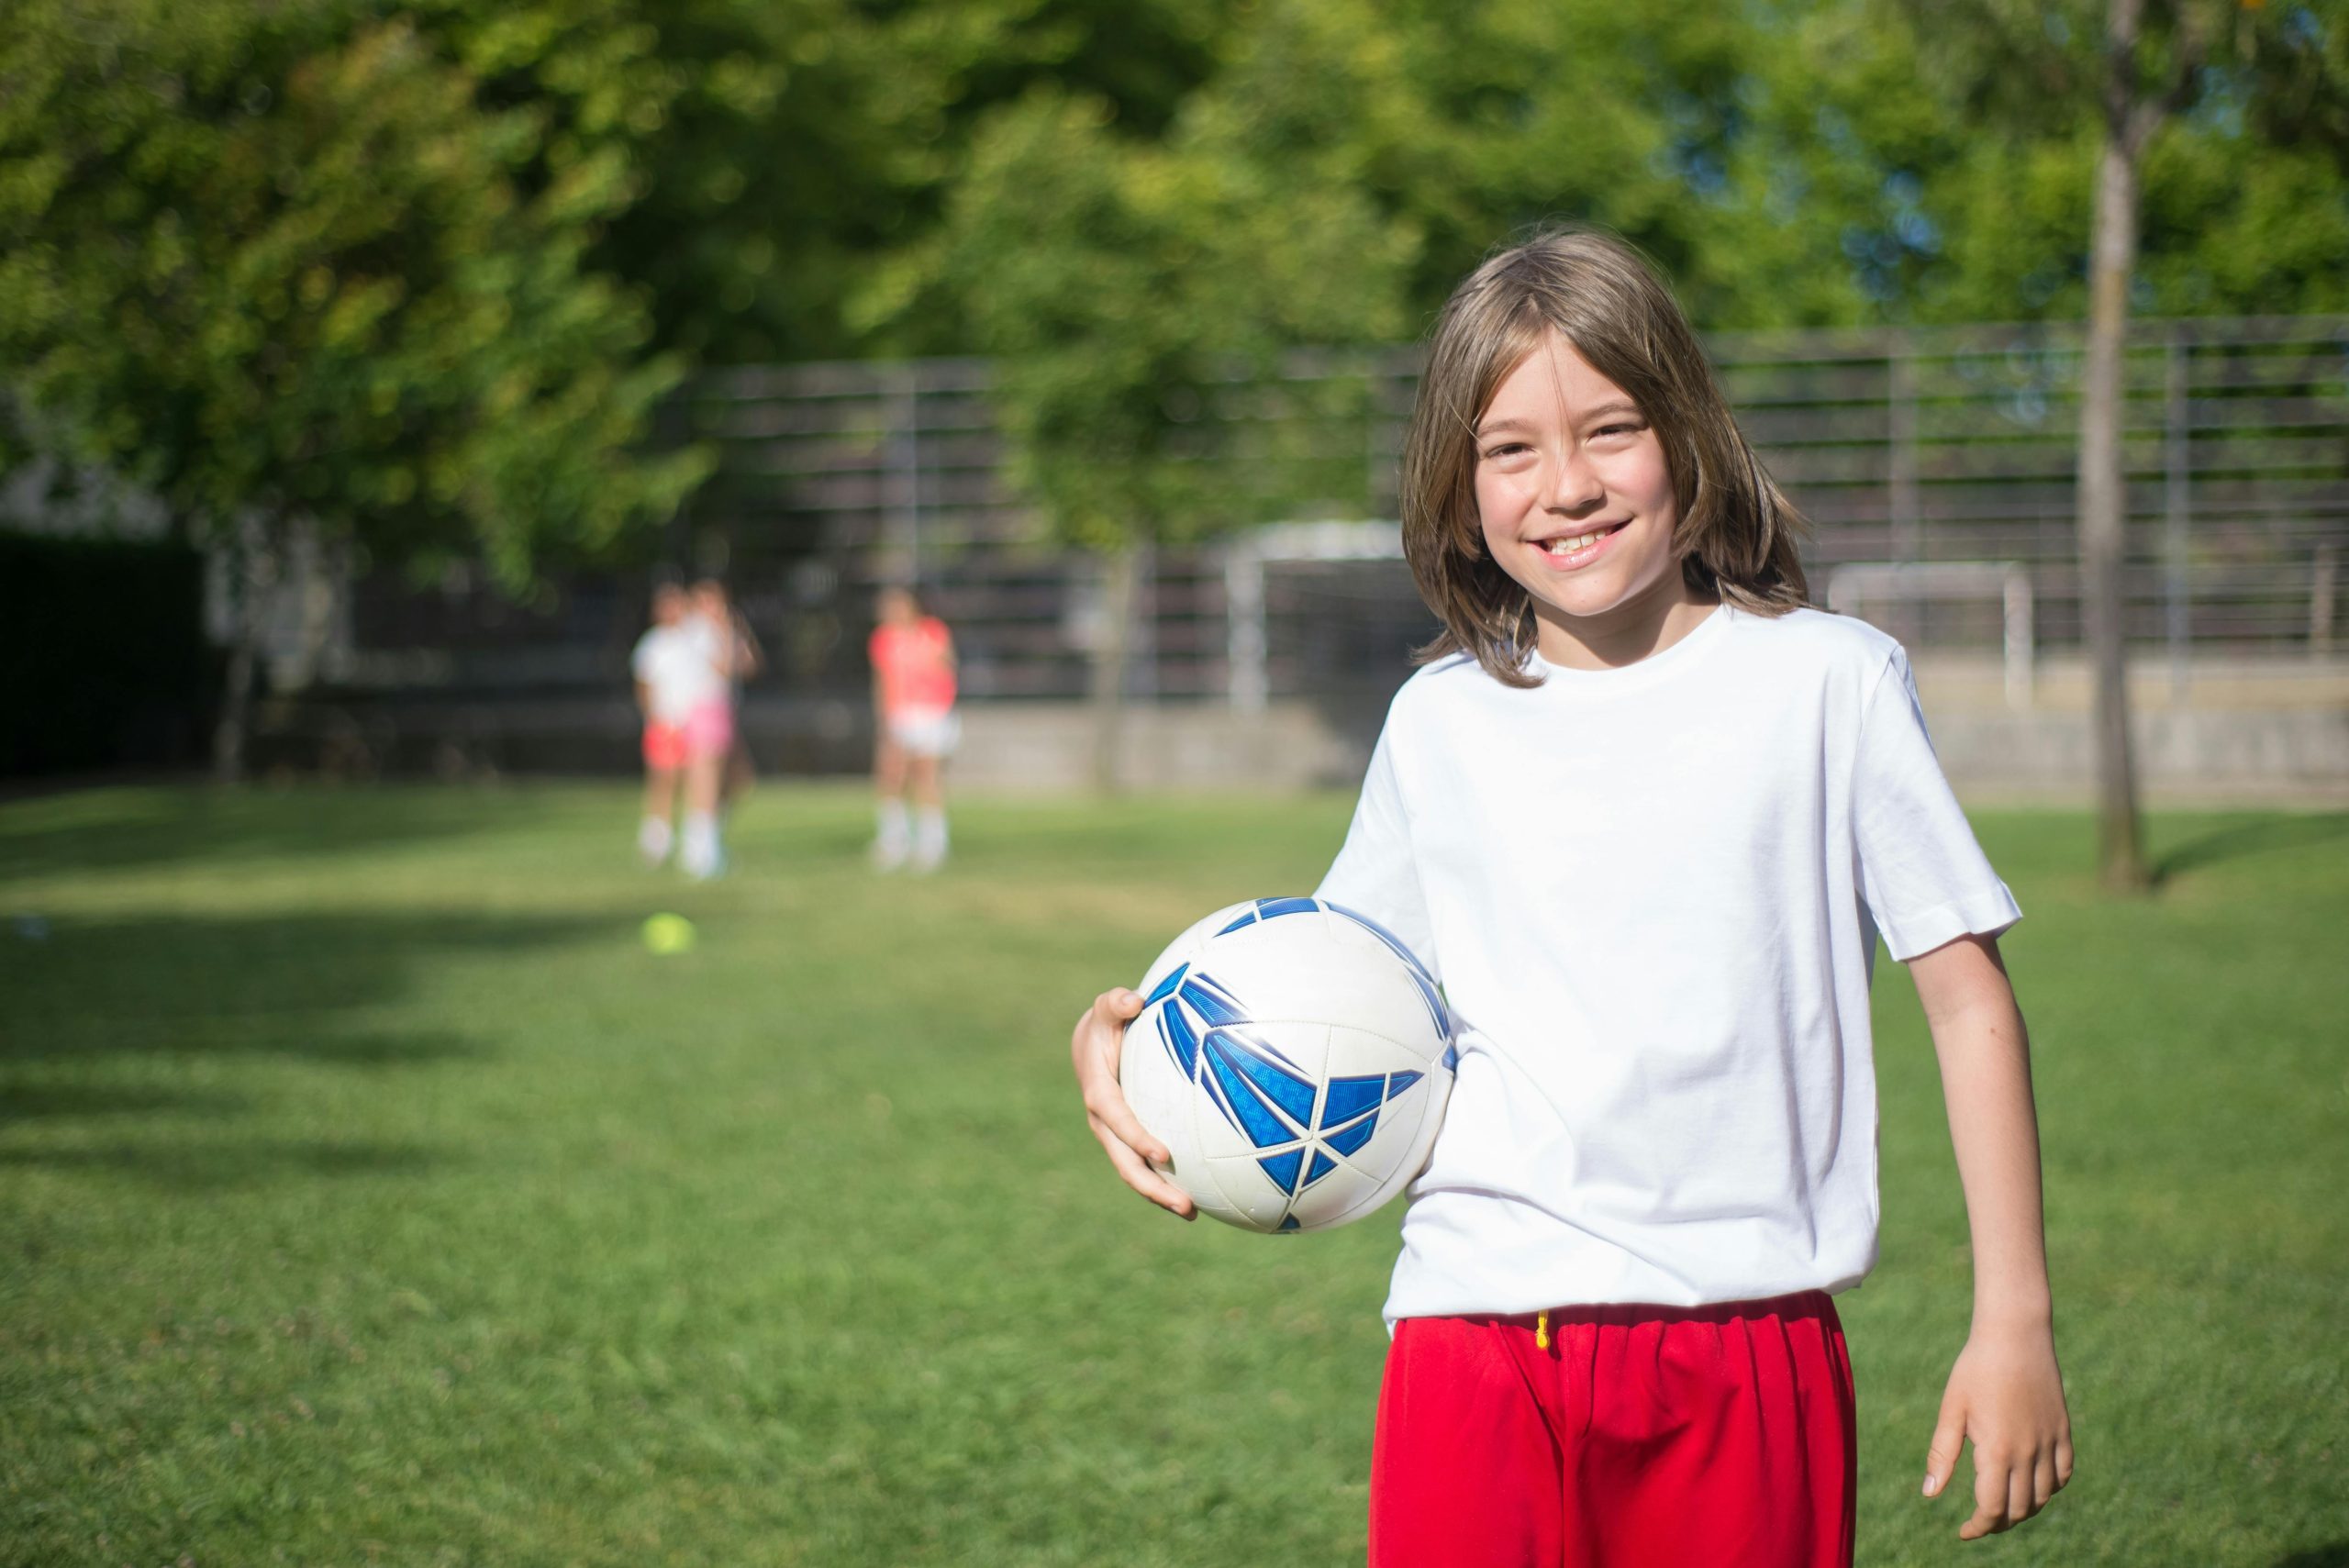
[1472,332,1691,654]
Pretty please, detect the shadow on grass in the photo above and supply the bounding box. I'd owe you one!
[0,909,621,1145]
[0,783,538,883]
[0,1083,250,1120]
[2154,813,2349,884]
[2272,1546,2349,1568]
[0,1138,442,1191]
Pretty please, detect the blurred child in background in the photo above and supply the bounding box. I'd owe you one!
[867,585,957,873]
[692,578,764,818]
[629,583,710,868]
[630,579,748,879]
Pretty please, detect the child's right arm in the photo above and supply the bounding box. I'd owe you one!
[1068,987,1196,1219]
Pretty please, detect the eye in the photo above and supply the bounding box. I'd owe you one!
[1593,421,1645,439]
[1479,441,1531,461]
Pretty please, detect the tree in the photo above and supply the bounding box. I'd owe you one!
[926,78,1414,786]
[2076,0,2203,891]
[1586,1,2349,331]
[1870,0,2348,889]
[0,3,707,776]
[437,0,1244,366]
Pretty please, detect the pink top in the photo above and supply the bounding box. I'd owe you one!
[870,617,956,714]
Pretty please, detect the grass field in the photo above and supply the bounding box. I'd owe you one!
[1,784,2344,1568]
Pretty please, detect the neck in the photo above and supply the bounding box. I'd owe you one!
[1532,575,1720,671]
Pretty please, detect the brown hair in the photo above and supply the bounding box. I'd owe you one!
[1400,226,1808,686]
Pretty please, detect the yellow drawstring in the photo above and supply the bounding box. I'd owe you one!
[1536,1310,1550,1351]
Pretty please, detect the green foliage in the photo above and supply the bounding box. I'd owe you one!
[0,0,706,584]
[930,82,1414,547]
[1793,0,2349,322]
[0,0,1260,562]
[912,0,2346,546]
[527,0,1242,364]
[5,0,2344,561]
[0,785,2344,1564]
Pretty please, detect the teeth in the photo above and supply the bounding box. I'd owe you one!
[1544,529,1606,555]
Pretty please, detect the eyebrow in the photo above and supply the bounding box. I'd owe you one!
[1475,401,1645,438]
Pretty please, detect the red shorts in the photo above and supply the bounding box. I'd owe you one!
[1371,1293,1856,1568]
[643,702,733,770]
[642,720,688,771]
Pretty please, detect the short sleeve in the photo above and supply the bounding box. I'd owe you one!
[629,630,656,679]
[1853,649,2022,962]
[1314,720,1442,982]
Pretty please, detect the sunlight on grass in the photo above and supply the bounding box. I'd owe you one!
[2,784,2343,1566]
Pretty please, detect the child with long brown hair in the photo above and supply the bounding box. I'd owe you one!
[1068,228,2072,1565]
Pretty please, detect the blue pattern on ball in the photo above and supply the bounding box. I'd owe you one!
[1151,961,1438,1201]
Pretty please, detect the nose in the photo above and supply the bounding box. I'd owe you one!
[1544,443,1607,517]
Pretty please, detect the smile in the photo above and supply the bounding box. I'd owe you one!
[1531,520,1629,568]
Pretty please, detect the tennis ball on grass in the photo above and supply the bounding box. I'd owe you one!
[640,913,696,955]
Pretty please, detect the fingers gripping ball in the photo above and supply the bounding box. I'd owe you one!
[640,912,696,956]
[1118,897,1456,1233]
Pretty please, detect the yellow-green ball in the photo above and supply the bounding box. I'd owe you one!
[641,913,696,955]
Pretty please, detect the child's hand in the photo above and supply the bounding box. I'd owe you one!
[1922,1323,2075,1539]
[1069,988,1196,1220]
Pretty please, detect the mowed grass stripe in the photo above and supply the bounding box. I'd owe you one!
[1,786,2343,1566]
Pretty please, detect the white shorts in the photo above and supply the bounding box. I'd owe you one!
[885,707,961,759]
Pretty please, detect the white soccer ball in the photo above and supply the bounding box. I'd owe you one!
[1118,896,1456,1233]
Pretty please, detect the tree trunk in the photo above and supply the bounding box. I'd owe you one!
[1087,544,1142,795]
[211,634,253,784]
[210,514,277,784]
[2078,129,2150,891]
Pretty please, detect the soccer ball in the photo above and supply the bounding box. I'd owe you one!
[1119,897,1456,1233]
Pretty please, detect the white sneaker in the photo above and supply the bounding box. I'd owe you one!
[680,816,725,880]
[638,817,674,866]
[911,810,948,873]
[870,836,908,873]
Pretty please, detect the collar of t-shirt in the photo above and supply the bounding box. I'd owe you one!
[1517,602,1734,694]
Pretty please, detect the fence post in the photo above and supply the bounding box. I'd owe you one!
[1226,541,1266,714]
[2315,543,2339,659]
[1134,543,1158,701]
[2002,565,2035,712]
[890,363,922,584]
[1887,344,1920,647]
[2165,328,2191,698]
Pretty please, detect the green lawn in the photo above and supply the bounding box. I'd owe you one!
[1,784,2343,1567]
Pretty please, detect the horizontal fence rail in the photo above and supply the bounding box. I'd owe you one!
[338,317,2349,708]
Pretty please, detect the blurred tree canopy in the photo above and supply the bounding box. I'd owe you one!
[3,0,2344,577]
[895,0,2348,550]
[0,1,708,579]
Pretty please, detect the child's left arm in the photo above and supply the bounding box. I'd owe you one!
[1907,931,2075,1540]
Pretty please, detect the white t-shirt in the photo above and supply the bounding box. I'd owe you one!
[630,621,723,722]
[1315,605,2021,1322]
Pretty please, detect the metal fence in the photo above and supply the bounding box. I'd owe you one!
[349,316,2349,708]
